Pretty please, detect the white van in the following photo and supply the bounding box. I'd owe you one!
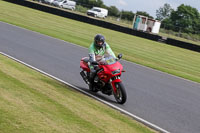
[43,0,54,4]
[87,7,108,18]
[52,0,76,10]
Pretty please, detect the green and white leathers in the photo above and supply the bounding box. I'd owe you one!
[89,42,116,62]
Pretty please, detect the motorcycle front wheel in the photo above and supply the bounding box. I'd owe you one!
[113,82,127,104]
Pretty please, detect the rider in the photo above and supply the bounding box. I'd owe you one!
[88,34,116,89]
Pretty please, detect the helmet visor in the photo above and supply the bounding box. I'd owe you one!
[97,41,103,46]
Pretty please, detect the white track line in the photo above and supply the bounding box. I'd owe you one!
[0,51,170,133]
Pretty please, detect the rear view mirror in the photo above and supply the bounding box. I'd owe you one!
[118,53,123,59]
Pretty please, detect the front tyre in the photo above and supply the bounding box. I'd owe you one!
[113,82,127,104]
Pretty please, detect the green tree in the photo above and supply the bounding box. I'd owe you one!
[156,3,173,21]
[96,0,104,7]
[76,0,104,8]
[170,4,200,33]
[108,6,120,17]
[75,0,89,7]
[136,11,153,19]
[161,18,174,30]
[121,10,135,21]
[193,12,200,34]
[89,0,104,7]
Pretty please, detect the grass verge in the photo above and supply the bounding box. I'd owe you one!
[0,52,156,133]
[0,0,199,84]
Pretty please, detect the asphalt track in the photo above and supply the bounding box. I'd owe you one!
[1,22,200,133]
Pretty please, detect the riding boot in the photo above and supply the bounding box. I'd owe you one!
[89,69,96,91]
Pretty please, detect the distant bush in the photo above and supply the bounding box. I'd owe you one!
[160,28,200,42]
[75,5,88,13]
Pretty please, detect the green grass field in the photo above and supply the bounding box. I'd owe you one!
[0,54,156,133]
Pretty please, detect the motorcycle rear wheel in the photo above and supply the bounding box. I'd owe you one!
[113,82,127,104]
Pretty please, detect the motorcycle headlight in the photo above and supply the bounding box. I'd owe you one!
[112,69,120,75]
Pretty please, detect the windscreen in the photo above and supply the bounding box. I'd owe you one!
[92,8,101,12]
[99,55,116,65]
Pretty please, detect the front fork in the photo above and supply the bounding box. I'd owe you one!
[110,76,121,93]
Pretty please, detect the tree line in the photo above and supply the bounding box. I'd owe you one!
[75,0,200,35]
[156,4,200,34]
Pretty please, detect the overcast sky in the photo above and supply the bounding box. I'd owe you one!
[102,0,200,18]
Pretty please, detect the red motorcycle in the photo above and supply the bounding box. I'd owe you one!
[80,54,127,104]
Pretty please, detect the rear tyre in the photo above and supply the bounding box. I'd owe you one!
[113,82,127,104]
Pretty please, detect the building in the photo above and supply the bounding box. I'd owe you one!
[133,14,161,34]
